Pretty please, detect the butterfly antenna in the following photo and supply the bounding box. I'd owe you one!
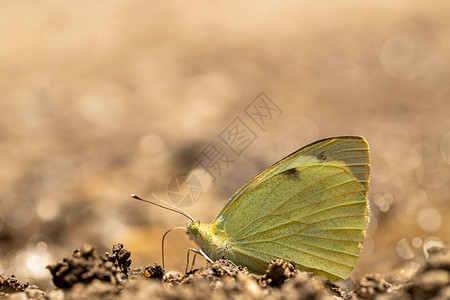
[162,227,186,270]
[131,194,195,222]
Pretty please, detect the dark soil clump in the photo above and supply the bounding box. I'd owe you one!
[46,243,130,289]
[356,274,391,299]
[105,243,132,281]
[260,259,297,287]
[402,246,450,300]
[143,264,164,280]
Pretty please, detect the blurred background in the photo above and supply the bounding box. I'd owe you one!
[0,0,449,290]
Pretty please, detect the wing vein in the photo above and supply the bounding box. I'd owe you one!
[231,174,362,241]
[296,232,364,243]
[274,190,364,215]
[234,244,352,277]
[271,241,355,268]
[333,148,369,153]
[307,214,367,226]
[282,201,366,221]
[229,165,343,240]
[232,237,359,257]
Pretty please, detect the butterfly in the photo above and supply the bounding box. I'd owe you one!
[133,136,370,282]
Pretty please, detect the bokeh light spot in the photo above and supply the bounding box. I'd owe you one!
[139,133,165,157]
[36,241,48,252]
[0,195,34,228]
[36,198,60,222]
[396,238,414,259]
[417,208,442,232]
[412,237,422,248]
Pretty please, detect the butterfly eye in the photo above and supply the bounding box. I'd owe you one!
[190,224,199,236]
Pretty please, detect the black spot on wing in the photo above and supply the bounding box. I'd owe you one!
[316,153,327,162]
[281,168,299,179]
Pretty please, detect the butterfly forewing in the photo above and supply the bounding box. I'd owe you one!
[212,136,369,223]
[210,136,370,281]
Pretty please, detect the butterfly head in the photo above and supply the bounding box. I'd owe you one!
[186,221,200,242]
[186,221,212,245]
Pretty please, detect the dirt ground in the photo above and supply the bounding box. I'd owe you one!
[1,243,450,299]
[0,0,449,299]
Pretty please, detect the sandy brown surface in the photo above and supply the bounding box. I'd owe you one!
[0,0,449,297]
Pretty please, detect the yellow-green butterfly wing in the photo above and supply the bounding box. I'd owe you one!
[210,136,370,281]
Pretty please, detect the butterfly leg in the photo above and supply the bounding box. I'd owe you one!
[197,248,214,263]
[190,250,197,272]
[185,248,197,274]
[185,248,214,274]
